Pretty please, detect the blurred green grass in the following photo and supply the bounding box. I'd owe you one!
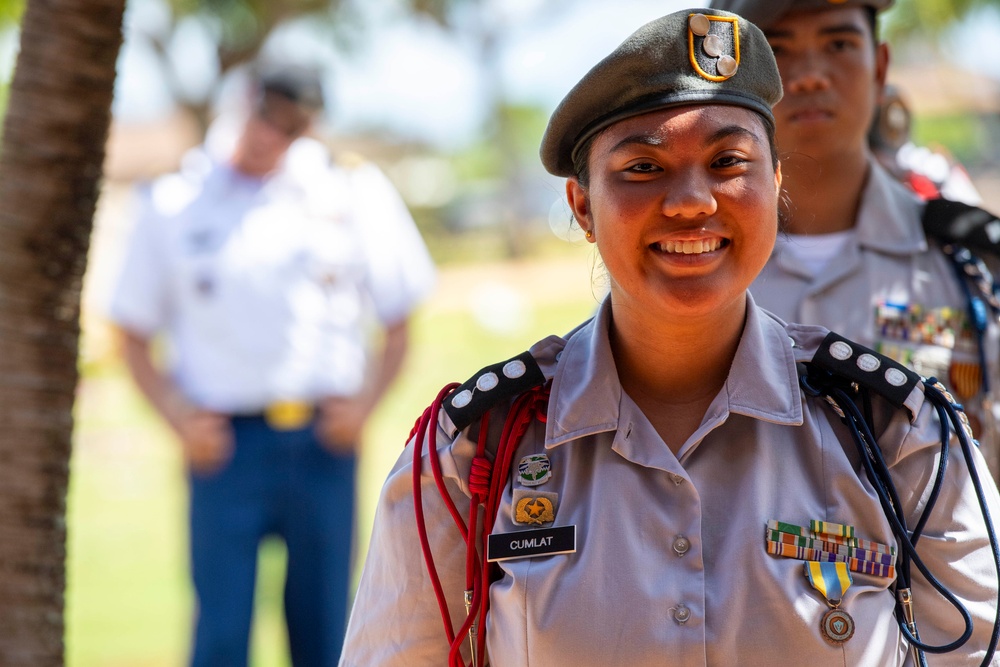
[66,254,599,667]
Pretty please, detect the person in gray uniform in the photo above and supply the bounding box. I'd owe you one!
[339,8,1000,666]
[711,0,1000,482]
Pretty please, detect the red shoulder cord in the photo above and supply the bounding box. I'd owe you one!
[409,381,550,667]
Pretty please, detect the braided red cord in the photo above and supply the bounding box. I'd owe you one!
[414,380,550,667]
[412,383,461,657]
[459,409,493,666]
[468,457,493,497]
[476,383,551,665]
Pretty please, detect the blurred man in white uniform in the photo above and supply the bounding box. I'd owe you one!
[106,63,436,667]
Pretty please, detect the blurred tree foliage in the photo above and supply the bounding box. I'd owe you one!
[133,0,476,129]
[880,0,1000,173]
[127,0,561,258]
[0,0,24,25]
[882,0,1000,38]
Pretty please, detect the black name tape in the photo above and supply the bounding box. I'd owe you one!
[487,525,577,562]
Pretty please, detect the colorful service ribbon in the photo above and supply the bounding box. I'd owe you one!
[765,519,896,580]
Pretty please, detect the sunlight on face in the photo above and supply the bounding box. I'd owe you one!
[567,105,781,323]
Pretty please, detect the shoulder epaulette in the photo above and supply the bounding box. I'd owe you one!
[443,351,546,431]
[922,198,1000,256]
[810,332,921,409]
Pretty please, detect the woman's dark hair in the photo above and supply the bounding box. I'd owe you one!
[571,109,780,187]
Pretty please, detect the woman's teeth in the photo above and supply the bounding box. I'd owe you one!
[657,238,723,254]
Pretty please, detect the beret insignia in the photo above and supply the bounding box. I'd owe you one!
[688,14,740,81]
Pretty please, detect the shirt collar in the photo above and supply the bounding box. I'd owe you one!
[544,293,803,448]
[855,156,927,254]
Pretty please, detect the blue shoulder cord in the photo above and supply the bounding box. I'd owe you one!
[801,370,1000,666]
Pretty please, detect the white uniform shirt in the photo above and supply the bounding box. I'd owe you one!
[107,139,435,413]
[752,158,1000,474]
[340,295,1000,667]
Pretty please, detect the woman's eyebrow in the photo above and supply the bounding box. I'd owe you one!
[606,123,761,155]
[705,125,762,147]
[607,132,664,154]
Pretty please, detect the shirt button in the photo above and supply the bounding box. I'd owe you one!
[673,604,691,624]
[670,474,684,486]
[672,535,691,557]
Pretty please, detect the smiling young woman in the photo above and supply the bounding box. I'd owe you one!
[566,104,783,450]
[338,7,1000,667]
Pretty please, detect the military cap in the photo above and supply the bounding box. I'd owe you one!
[540,8,782,177]
[709,0,893,30]
[255,62,325,110]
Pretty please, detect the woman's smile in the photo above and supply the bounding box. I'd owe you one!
[653,236,728,255]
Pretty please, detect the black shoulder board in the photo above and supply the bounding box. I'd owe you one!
[811,332,921,409]
[442,351,546,431]
[922,198,1000,256]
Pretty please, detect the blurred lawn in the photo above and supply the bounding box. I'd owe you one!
[65,253,600,667]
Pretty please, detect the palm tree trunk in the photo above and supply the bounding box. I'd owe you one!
[0,0,124,663]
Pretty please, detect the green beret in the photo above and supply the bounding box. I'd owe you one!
[709,0,893,30]
[540,8,782,177]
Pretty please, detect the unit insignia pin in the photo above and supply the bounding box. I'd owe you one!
[687,13,739,81]
[512,489,558,526]
[517,453,552,487]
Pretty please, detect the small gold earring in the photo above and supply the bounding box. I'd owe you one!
[585,230,593,239]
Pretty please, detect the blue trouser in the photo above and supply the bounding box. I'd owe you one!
[188,415,356,667]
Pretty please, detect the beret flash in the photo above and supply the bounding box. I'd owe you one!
[540,8,782,177]
[709,0,894,30]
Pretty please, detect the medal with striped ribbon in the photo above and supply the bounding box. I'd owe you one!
[805,561,855,644]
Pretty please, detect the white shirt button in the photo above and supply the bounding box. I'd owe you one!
[670,473,684,486]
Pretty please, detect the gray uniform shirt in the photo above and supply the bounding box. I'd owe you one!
[751,158,1000,476]
[340,295,1000,666]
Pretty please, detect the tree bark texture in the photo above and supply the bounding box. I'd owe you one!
[0,0,124,663]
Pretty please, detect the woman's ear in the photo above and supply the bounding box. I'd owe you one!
[774,160,783,196]
[566,177,595,242]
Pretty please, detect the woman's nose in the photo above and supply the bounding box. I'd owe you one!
[661,171,717,219]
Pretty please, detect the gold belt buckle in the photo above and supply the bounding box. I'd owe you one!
[264,401,314,431]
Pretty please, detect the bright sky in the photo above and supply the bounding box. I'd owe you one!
[102,0,1000,150]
